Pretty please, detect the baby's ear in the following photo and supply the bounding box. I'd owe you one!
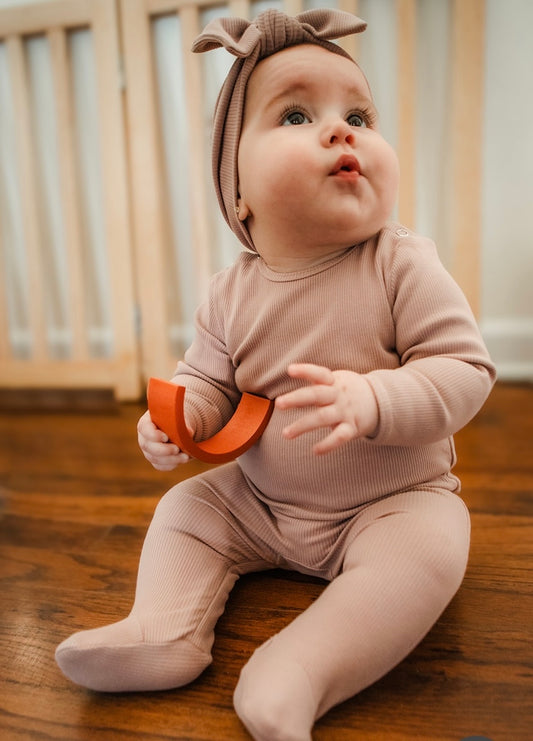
[236,194,251,221]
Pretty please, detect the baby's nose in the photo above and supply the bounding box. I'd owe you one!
[324,119,355,146]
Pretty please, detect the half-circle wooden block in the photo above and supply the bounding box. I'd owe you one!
[147,377,274,464]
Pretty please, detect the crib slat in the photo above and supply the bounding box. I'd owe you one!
[0,236,10,359]
[0,95,11,359]
[337,0,360,59]
[0,0,90,37]
[180,4,212,302]
[283,0,303,19]
[229,0,250,20]
[48,27,88,362]
[120,0,175,382]
[91,0,140,399]
[0,357,134,389]
[147,0,224,12]
[7,35,48,362]
[396,0,417,230]
[449,0,484,315]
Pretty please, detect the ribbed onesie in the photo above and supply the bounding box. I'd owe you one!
[56,223,495,739]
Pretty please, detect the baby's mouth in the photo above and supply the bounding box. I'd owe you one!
[329,155,361,180]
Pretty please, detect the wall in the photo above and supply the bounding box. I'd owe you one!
[480,0,533,379]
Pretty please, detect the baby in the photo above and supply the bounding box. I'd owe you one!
[56,9,496,740]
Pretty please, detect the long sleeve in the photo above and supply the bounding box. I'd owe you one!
[366,229,495,445]
[173,268,240,441]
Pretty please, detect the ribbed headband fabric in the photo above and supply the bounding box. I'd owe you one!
[192,8,367,251]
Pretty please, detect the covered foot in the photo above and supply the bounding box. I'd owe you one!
[233,638,315,741]
[55,617,211,692]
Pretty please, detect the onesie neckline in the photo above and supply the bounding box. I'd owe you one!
[255,245,357,282]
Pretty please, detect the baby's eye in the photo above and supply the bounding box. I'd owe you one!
[347,112,367,128]
[282,110,310,126]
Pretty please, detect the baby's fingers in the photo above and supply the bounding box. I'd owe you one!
[281,404,340,440]
[287,363,335,385]
[142,437,179,458]
[143,440,191,470]
[137,410,168,444]
[276,364,336,411]
[312,422,356,455]
[147,452,191,471]
[276,384,335,411]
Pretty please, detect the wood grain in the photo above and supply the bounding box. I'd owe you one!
[1,382,531,740]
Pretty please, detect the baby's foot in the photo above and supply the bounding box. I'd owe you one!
[234,638,315,741]
[55,616,211,692]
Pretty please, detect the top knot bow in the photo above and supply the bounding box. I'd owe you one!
[192,8,367,252]
[192,8,366,59]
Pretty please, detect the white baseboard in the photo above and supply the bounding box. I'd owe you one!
[480,318,533,381]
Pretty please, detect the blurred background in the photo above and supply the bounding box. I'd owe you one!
[0,0,531,401]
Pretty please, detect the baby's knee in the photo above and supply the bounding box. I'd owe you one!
[430,522,469,587]
[233,641,315,741]
[419,499,471,595]
[153,480,192,518]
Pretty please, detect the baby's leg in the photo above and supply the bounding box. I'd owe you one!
[233,490,470,741]
[56,466,270,692]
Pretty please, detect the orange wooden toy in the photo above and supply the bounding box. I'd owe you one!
[147,377,274,464]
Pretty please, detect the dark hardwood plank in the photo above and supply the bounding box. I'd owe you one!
[1,383,531,740]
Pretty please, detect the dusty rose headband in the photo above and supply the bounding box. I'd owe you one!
[192,8,367,251]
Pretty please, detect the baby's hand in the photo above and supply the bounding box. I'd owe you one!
[137,410,192,471]
[275,363,379,455]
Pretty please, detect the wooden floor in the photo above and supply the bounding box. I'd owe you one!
[0,382,531,741]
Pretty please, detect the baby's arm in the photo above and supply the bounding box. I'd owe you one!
[137,409,193,471]
[276,363,379,455]
[137,267,242,470]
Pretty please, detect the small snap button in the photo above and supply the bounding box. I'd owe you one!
[396,228,409,237]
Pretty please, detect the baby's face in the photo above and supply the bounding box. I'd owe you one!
[237,45,400,264]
